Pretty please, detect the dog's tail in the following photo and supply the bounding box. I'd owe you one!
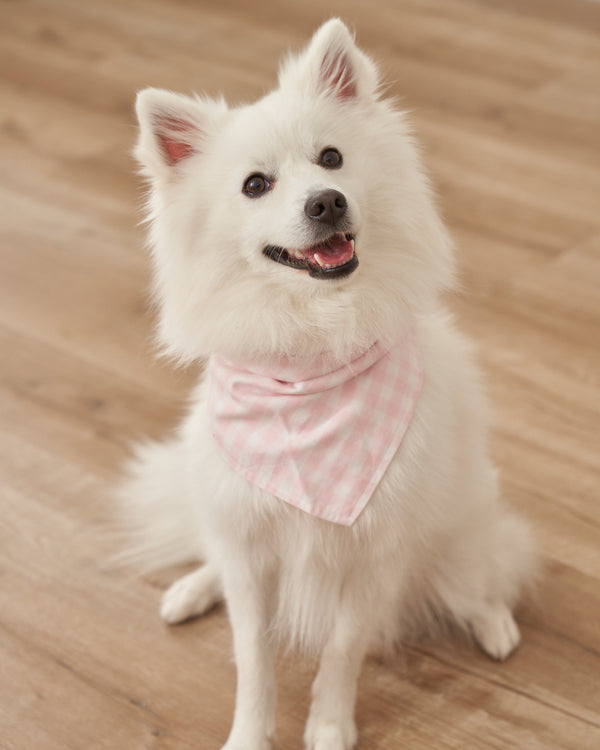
[111,437,203,573]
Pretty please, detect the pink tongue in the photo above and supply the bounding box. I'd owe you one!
[308,236,354,267]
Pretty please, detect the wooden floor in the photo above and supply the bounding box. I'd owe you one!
[1,0,599,748]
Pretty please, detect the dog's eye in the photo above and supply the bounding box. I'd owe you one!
[243,173,272,198]
[318,147,343,170]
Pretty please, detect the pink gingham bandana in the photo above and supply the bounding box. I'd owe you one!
[208,329,422,526]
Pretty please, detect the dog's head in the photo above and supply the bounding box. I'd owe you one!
[135,20,455,362]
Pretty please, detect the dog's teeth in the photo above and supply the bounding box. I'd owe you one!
[293,250,304,259]
[314,253,326,268]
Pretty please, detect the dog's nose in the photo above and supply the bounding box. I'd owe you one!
[304,189,347,227]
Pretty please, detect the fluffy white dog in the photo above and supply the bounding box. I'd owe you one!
[121,19,536,750]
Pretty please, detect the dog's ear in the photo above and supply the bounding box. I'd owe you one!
[135,88,227,181]
[279,19,379,102]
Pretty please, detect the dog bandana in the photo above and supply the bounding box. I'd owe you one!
[208,328,422,526]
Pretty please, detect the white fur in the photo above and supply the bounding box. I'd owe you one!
[120,19,537,750]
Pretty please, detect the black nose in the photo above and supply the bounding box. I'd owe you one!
[304,189,347,227]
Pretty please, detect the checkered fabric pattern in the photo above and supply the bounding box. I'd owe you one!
[208,329,423,526]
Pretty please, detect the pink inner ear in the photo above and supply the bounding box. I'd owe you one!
[320,52,357,100]
[154,114,199,166]
[158,134,195,166]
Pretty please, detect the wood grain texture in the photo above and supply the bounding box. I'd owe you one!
[1,0,599,748]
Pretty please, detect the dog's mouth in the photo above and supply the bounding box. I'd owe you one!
[263,233,358,280]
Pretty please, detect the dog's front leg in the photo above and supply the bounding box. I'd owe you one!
[304,598,369,750]
[220,557,276,750]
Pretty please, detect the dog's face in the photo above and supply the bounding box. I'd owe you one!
[135,20,455,362]
[219,102,360,284]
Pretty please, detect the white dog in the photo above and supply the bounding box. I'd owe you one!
[121,19,536,750]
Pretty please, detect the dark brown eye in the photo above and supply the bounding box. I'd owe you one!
[318,147,343,169]
[243,173,271,197]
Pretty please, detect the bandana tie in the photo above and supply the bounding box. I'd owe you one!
[208,329,422,525]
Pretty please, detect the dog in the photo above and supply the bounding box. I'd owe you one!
[120,19,537,750]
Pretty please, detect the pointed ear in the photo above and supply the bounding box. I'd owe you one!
[279,19,379,102]
[134,88,227,180]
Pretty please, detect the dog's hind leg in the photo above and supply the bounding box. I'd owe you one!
[429,509,536,662]
[160,563,223,624]
[431,569,523,661]
[467,602,521,661]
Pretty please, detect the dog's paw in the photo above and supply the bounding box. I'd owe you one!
[220,734,270,750]
[221,742,270,750]
[304,719,358,750]
[160,565,222,625]
[470,604,521,661]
